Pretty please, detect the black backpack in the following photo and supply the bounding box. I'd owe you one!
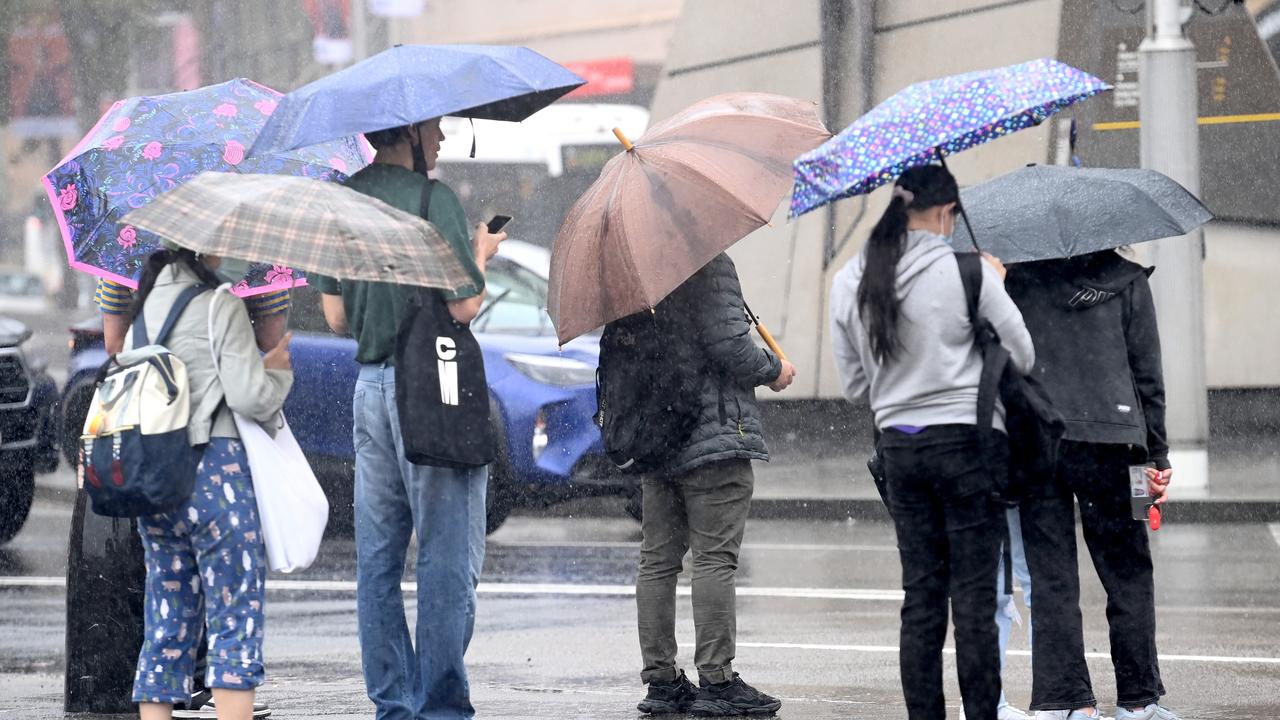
[595,300,703,474]
[955,252,1065,504]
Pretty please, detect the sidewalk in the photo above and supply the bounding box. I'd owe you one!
[749,398,1280,523]
[38,398,1280,524]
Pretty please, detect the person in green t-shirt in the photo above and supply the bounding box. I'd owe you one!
[314,117,505,720]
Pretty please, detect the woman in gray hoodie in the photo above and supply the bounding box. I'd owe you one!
[829,164,1034,720]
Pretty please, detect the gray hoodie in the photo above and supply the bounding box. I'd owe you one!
[829,230,1034,432]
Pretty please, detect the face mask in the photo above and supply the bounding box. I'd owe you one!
[214,257,251,285]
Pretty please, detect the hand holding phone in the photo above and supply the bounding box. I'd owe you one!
[473,222,507,262]
[486,214,512,234]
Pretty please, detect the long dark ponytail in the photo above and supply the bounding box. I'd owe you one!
[127,248,223,325]
[857,164,960,363]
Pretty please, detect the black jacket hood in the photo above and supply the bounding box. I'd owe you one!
[1015,251,1152,311]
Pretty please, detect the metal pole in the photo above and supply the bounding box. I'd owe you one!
[1138,0,1209,492]
[351,0,368,63]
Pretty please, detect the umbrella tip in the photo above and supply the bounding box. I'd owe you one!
[612,127,634,152]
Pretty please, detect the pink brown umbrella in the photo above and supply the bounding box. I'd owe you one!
[548,92,831,347]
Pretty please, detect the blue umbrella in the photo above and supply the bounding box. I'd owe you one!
[250,44,585,156]
[790,58,1111,218]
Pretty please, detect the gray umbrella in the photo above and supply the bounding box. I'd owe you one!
[950,164,1214,262]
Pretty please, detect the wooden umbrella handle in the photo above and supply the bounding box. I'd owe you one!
[613,127,635,151]
[755,321,788,363]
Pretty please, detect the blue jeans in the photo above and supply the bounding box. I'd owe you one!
[997,507,1032,710]
[353,364,488,720]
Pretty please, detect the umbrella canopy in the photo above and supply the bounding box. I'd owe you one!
[790,58,1111,217]
[949,165,1214,263]
[41,78,371,297]
[548,92,830,344]
[250,44,585,156]
[122,173,472,292]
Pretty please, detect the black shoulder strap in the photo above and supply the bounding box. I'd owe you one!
[419,177,435,221]
[133,284,208,350]
[956,252,1015,591]
[956,252,983,325]
[954,252,1006,437]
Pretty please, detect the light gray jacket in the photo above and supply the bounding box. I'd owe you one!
[122,264,293,445]
[829,230,1034,432]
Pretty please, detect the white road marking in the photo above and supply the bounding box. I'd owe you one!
[492,539,897,553]
[1268,523,1280,549]
[0,575,902,601]
[0,576,65,588]
[7,576,1278,666]
[739,641,1280,665]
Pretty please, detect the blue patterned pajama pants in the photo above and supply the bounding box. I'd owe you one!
[132,438,267,704]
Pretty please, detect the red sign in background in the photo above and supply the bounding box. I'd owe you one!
[563,57,635,98]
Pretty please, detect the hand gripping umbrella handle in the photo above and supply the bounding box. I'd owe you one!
[756,321,788,363]
[743,301,788,363]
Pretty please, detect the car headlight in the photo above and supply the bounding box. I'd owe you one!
[505,353,596,387]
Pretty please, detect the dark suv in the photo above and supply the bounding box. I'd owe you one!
[0,316,60,544]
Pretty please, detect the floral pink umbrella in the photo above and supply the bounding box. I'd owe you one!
[42,78,373,296]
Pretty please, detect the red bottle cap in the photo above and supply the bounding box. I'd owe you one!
[1148,505,1162,531]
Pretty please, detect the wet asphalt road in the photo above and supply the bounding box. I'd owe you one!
[3,471,1280,719]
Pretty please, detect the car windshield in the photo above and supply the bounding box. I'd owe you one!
[472,259,553,337]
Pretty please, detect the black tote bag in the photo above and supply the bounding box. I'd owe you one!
[393,179,496,468]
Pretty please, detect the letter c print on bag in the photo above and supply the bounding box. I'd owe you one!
[436,336,459,406]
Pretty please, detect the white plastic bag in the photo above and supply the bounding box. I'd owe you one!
[232,412,328,573]
[208,285,328,572]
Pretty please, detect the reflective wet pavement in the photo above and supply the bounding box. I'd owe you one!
[3,476,1280,719]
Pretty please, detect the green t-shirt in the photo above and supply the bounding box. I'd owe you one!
[312,164,483,364]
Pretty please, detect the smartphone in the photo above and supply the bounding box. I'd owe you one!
[486,214,512,234]
[1129,465,1153,521]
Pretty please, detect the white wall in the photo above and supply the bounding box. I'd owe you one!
[646,0,1280,392]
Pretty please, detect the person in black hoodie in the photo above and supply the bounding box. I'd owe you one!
[1005,249,1179,720]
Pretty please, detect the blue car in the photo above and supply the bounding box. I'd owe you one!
[60,243,631,534]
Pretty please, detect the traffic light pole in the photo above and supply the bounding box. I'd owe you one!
[1139,0,1209,492]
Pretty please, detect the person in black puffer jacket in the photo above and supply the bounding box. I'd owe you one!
[1005,249,1180,720]
[633,252,795,718]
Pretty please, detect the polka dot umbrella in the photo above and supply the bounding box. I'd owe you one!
[790,58,1112,225]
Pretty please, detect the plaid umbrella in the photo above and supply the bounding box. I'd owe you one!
[122,172,473,292]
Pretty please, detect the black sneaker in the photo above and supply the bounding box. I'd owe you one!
[637,670,699,715]
[689,674,781,717]
[173,689,272,718]
[172,690,215,719]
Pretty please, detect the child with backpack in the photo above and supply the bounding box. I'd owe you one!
[115,247,292,720]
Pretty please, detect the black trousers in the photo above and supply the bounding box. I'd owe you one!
[881,425,1005,720]
[1020,441,1164,711]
